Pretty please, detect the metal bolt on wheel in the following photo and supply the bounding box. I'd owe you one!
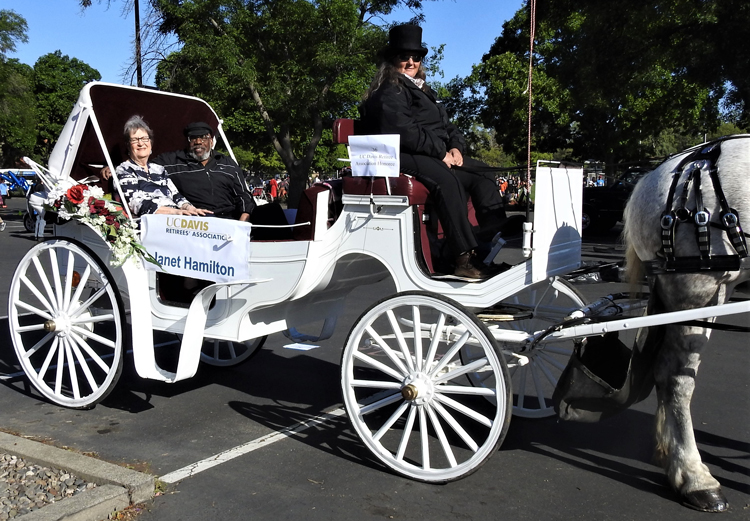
[341,291,511,482]
[8,240,124,408]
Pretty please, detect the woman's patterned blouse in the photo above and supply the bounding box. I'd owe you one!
[115,159,188,216]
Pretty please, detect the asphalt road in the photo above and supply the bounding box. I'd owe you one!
[1,196,748,520]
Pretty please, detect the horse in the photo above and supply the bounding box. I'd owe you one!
[622,135,750,512]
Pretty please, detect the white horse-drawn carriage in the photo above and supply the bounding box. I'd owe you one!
[9,84,749,508]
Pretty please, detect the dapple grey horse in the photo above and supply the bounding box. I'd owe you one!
[623,135,750,512]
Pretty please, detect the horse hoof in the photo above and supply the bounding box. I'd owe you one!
[682,489,729,512]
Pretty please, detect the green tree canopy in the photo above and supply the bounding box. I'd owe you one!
[0,10,34,167]
[33,51,101,159]
[472,0,749,167]
[153,0,431,207]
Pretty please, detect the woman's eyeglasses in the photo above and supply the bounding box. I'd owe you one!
[397,53,422,63]
[129,136,150,144]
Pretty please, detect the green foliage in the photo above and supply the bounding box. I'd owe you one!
[474,0,749,165]
[33,51,101,159]
[0,10,34,166]
[152,0,431,206]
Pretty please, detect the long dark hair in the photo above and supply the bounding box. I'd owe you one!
[362,58,427,100]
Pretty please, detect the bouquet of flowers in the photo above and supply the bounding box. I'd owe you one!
[45,184,155,267]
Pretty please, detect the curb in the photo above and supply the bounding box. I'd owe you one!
[0,432,155,521]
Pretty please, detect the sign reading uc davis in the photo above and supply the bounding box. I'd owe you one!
[140,215,252,283]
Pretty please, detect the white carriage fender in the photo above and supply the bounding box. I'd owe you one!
[122,257,271,382]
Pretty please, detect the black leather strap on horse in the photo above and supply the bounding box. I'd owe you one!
[658,136,749,272]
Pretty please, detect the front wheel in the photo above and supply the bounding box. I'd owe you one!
[341,291,511,483]
[8,240,124,408]
[199,336,266,366]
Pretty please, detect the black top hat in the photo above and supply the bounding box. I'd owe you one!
[384,24,428,59]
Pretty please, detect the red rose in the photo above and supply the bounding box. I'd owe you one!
[94,199,106,209]
[66,185,86,204]
[105,215,115,225]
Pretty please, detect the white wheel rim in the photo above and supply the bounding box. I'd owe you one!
[342,293,510,482]
[9,241,123,408]
[487,278,586,418]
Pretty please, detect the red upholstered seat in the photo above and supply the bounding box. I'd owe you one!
[342,175,430,205]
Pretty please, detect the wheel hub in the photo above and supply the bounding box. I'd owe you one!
[45,313,72,337]
[400,373,434,405]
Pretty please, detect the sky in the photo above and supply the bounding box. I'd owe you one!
[4,0,524,86]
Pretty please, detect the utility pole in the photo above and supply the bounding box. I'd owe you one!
[134,0,142,87]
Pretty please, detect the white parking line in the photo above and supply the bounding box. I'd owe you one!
[159,408,347,483]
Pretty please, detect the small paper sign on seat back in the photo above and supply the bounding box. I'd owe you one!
[349,135,400,178]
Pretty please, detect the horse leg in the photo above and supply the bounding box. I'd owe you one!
[652,282,728,512]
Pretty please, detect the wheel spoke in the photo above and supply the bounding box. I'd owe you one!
[411,306,422,371]
[70,325,116,349]
[62,338,80,400]
[32,256,58,313]
[48,249,64,311]
[71,314,115,325]
[63,250,74,311]
[373,401,410,441]
[38,337,60,380]
[537,350,567,375]
[364,326,410,376]
[15,323,48,333]
[23,331,56,359]
[395,405,417,461]
[386,310,415,372]
[68,284,109,319]
[353,350,404,382]
[418,407,429,470]
[423,312,446,372]
[350,379,402,389]
[429,330,471,377]
[433,357,489,385]
[530,360,546,410]
[432,400,479,452]
[436,384,496,397]
[70,331,110,373]
[69,336,99,394]
[68,265,91,312]
[359,391,402,416]
[433,393,493,428]
[425,404,458,467]
[20,275,55,314]
[54,338,65,396]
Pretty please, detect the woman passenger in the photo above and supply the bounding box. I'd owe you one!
[359,25,506,280]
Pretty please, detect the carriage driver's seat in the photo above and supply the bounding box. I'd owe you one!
[333,118,448,274]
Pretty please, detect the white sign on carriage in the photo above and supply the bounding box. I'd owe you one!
[348,134,400,177]
[140,214,252,282]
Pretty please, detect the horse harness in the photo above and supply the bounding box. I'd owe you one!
[655,136,749,273]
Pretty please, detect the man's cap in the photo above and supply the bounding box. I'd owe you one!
[184,122,215,138]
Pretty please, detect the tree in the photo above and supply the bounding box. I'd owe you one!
[0,10,35,166]
[153,0,430,207]
[473,0,748,167]
[33,51,101,160]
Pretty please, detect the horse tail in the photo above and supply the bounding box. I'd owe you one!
[625,244,646,297]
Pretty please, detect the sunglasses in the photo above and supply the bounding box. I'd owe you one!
[188,134,212,143]
[397,53,422,63]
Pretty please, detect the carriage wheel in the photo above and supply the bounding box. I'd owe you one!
[8,240,124,409]
[479,277,586,418]
[199,336,267,367]
[341,291,511,483]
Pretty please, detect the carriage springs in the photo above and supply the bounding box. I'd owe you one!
[152,217,236,277]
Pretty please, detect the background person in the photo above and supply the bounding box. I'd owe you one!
[359,24,506,280]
